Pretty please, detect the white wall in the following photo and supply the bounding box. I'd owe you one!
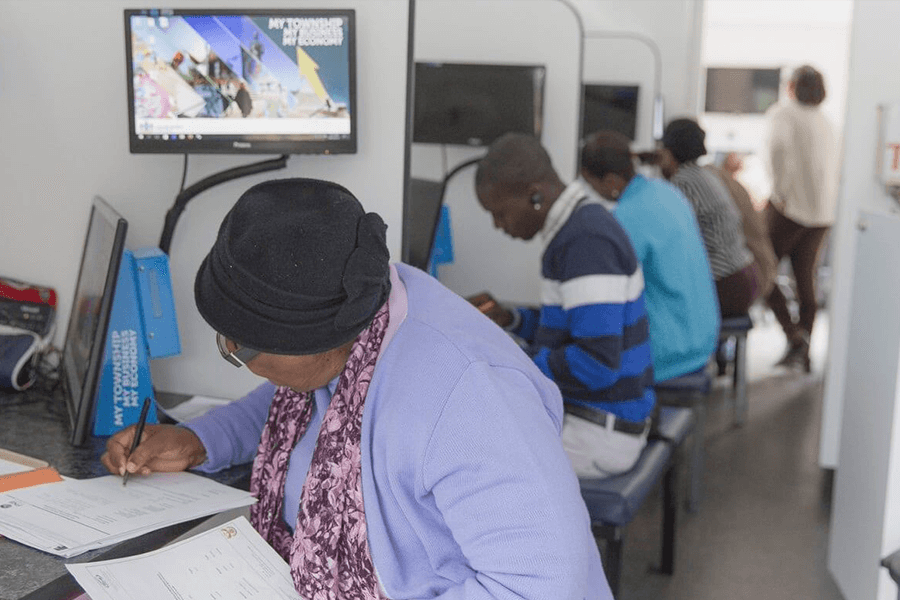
[414,0,704,304]
[575,0,704,148]
[0,0,411,399]
[821,0,900,471]
[825,2,900,598]
[827,211,900,600]
[411,0,583,303]
[699,0,852,157]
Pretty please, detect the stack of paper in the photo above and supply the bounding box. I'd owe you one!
[0,471,256,557]
[157,395,232,423]
[0,454,39,476]
[67,516,302,600]
[0,449,64,492]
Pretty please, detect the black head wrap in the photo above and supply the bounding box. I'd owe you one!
[662,118,707,164]
[194,178,391,355]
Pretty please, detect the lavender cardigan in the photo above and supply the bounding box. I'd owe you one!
[185,264,611,599]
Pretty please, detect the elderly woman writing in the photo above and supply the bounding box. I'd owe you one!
[102,178,611,599]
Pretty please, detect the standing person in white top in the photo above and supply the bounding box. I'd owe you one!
[765,65,838,371]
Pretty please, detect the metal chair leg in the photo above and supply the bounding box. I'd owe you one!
[688,399,705,513]
[661,463,677,574]
[605,530,623,597]
[594,524,623,597]
[733,333,748,427]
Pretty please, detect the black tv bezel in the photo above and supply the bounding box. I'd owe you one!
[62,197,128,447]
[124,8,357,155]
[704,66,781,115]
[412,61,547,147]
[580,82,640,142]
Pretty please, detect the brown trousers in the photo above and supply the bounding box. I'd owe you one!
[716,261,762,318]
[765,205,830,343]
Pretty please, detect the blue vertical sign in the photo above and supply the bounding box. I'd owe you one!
[93,249,180,436]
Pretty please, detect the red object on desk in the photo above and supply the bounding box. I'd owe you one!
[0,276,57,308]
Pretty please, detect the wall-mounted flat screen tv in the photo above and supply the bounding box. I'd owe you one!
[705,67,780,114]
[581,83,639,141]
[125,9,356,154]
[413,62,546,147]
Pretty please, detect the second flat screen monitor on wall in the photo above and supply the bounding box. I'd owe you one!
[413,62,546,147]
[125,9,356,155]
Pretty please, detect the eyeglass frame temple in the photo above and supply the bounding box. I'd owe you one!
[217,333,261,367]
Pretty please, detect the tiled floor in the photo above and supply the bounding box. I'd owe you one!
[610,308,845,600]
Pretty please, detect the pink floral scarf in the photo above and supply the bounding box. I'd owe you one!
[250,303,390,600]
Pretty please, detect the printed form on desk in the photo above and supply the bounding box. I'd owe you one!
[67,516,302,600]
[0,471,256,557]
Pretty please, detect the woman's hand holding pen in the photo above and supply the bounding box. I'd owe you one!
[101,424,208,478]
[466,292,514,328]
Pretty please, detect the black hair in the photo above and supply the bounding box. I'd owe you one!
[791,65,826,106]
[475,133,560,194]
[662,118,707,164]
[580,131,635,180]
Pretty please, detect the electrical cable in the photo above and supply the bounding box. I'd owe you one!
[158,154,290,254]
[30,344,62,397]
[178,154,189,194]
[421,156,483,267]
[583,30,665,142]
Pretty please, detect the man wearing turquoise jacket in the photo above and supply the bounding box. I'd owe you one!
[581,131,719,382]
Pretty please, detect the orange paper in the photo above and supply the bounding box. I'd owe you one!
[0,466,63,492]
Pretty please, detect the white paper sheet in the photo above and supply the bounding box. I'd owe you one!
[0,458,34,476]
[0,472,256,557]
[157,395,232,423]
[67,516,303,600]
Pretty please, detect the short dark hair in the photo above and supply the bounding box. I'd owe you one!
[580,131,635,181]
[475,133,560,194]
[791,65,826,106]
[662,118,707,164]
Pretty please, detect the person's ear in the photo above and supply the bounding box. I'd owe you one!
[581,169,601,190]
[603,173,626,199]
[526,183,545,210]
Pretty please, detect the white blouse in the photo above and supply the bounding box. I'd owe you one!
[766,98,839,227]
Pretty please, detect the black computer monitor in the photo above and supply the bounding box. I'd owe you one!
[413,62,546,146]
[403,178,446,271]
[581,84,640,142]
[705,67,780,114]
[61,197,128,446]
[124,8,357,155]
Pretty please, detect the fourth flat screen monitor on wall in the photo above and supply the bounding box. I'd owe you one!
[413,62,546,147]
[705,67,780,115]
[125,8,357,155]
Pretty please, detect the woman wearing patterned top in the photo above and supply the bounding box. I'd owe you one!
[658,118,762,318]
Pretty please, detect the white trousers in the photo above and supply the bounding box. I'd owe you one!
[562,413,648,478]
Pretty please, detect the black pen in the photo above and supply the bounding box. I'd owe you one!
[122,397,152,487]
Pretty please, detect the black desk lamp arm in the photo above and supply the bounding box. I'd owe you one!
[158,154,289,254]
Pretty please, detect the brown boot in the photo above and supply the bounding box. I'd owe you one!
[775,332,811,373]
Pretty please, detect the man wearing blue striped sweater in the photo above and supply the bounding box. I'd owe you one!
[471,133,655,478]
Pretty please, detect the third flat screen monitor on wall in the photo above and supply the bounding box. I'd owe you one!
[581,83,639,142]
[413,62,546,147]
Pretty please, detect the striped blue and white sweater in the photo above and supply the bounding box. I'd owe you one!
[512,180,655,422]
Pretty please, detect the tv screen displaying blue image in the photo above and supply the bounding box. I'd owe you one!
[125,9,356,154]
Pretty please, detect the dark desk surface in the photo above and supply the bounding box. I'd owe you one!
[0,389,251,600]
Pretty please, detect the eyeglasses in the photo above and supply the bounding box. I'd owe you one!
[216,332,261,368]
